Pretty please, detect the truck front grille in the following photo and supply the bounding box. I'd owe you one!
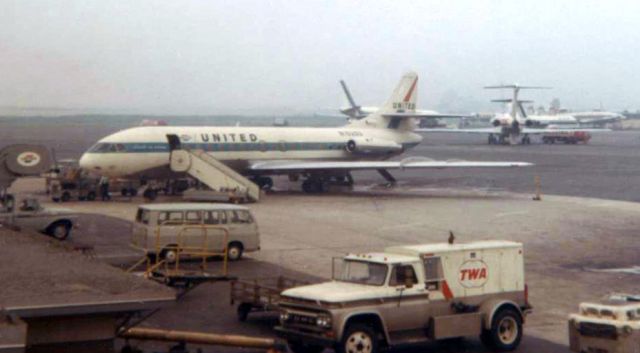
[288,313,317,326]
[578,322,618,340]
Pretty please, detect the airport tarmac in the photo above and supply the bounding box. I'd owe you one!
[32,185,640,353]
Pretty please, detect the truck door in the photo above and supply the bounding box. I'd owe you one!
[380,263,430,334]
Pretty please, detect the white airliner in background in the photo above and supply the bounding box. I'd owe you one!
[79,72,531,193]
[418,84,610,145]
[337,80,461,121]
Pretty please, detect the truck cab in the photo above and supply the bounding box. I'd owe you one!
[276,240,531,353]
[0,194,78,240]
[569,293,640,353]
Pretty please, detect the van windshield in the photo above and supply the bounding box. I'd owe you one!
[334,260,388,286]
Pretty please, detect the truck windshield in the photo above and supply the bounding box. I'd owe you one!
[334,260,388,286]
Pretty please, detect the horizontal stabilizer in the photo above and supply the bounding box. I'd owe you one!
[485,85,552,90]
[491,99,533,104]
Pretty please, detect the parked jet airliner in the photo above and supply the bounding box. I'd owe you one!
[79,72,531,193]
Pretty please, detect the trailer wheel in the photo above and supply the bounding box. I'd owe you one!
[336,323,379,353]
[481,308,522,351]
[288,342,325,353]
[61,191,71,202]
[46,221,71,240]
[237,303,252,322]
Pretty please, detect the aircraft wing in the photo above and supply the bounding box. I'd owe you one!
[249,158,532,172]
[415,127,502,134]
[415,127,610,135]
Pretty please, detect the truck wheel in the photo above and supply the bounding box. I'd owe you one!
[226,242,244,261]
[237,303,252,322]
[46,221,71,240]
[481,308,522,351]
[87,191,96,201]
[337,323,379,353]
[288,342,325,353]
[61,192,71,202]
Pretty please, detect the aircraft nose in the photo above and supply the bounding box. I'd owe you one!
[78,153,95,171]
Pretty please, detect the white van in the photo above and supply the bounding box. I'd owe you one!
[132,203,260,261]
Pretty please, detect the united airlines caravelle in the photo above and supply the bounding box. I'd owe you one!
[79,72,531,193]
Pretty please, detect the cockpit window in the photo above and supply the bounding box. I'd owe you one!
[88,143,127,153]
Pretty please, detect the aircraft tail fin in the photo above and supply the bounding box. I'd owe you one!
[350,72,419,130]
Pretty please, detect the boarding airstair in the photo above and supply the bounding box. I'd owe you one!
[166,135,261,202]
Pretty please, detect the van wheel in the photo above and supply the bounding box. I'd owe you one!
[160,246,178,263]
[61,192,71,202]
[226,242,243,261]
[481,308,522,351]
[336,323,379,353]
[46,221,71,240]
[289,342,325,353]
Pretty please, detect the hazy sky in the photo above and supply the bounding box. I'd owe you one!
[1,0,639,115]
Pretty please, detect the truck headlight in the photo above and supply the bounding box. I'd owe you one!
[279,311,290,323]
[316,315,332,328]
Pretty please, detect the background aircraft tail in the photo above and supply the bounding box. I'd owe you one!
[350,72,419,130]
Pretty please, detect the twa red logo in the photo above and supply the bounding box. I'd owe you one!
[458,260,488,288]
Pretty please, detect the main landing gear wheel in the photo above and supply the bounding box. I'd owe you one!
[302,179,325,193]
[143,188,157,201]
[480,308,523,351]
[256,176,273,190]
[336,323,379,353]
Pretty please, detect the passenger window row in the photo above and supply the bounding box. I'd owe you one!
[158,210,253,225]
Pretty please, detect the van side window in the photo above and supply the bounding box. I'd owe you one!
[204,211,219,225]
[389,265,418,287]
[159,211,184,225]
[230,210,253,224]
[185,211,202,224]
[423,257,444,290]
[204,211,227,225]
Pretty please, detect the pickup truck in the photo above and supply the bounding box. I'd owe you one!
[0,195,78,240]
[276,240,531,353]
[568,293,640,353]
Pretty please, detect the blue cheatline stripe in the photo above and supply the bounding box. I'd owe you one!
[86,141,421,154]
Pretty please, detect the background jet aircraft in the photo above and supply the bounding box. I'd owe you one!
[79,72,531,193]
[417,84,610,145]
[338,79,468,124]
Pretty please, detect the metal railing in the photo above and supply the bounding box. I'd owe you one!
[132,223,231,278]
